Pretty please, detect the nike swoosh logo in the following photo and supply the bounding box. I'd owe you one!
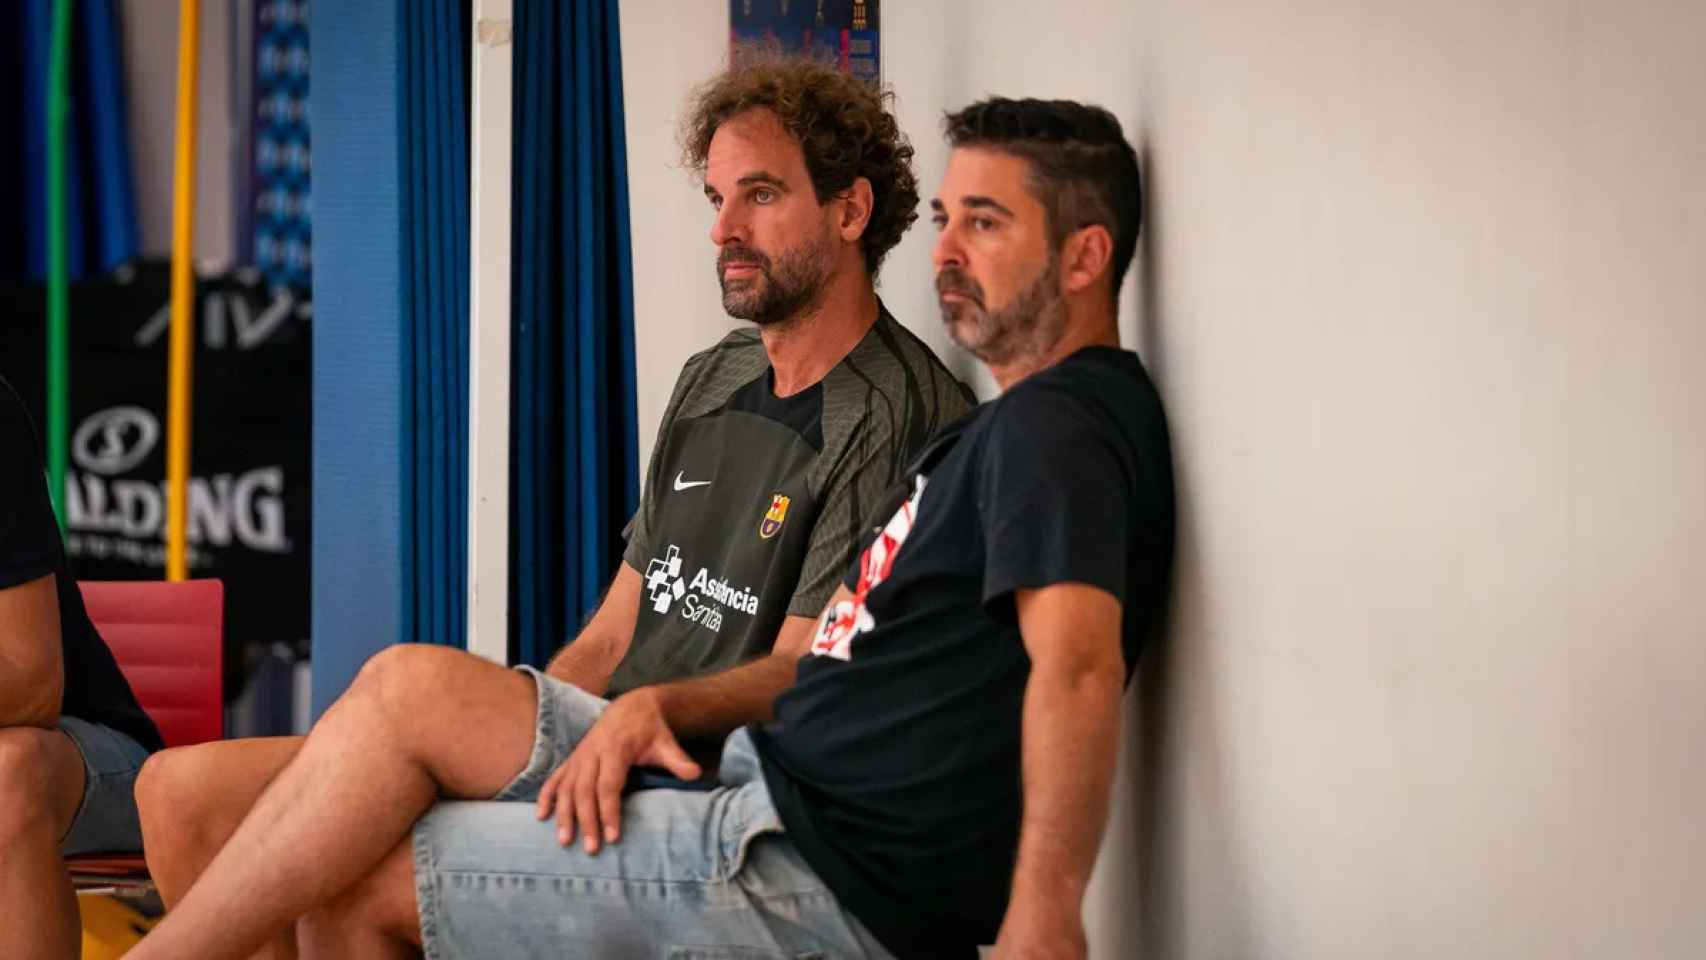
[673,471,712,492]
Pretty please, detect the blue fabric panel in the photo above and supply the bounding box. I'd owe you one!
[605,0,642,531]
[508,0,638,668]
[510,0,550,667]
[20,0,50,279]
[9,0,137,282]
[557,0,584,619]
[77,0,136,273]
[398,0,469,650]
[309,0,403,716]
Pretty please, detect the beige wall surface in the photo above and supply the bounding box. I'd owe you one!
[617,0,732,474]
[121,0,242,266]
[1130,2,1706,957]
[617,2,1706,956]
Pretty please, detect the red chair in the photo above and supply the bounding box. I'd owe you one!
[66,579,225,896]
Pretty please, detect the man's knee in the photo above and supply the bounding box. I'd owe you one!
[136,745,232,855]
[0,726,73,842]
[135,747,193,831]
[351,644,465,708]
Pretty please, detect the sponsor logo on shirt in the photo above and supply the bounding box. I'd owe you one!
[810,475,928,661]
[642,543,763,634]
[759,493,791,540]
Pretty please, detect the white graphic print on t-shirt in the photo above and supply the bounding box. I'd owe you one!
[809,474,928,661]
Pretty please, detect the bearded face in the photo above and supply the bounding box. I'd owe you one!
[716,219,838,326]
[936,252,1067,368]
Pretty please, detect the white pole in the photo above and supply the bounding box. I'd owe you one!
[466,0,513,664]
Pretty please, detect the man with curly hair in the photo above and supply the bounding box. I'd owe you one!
[128,54,970,960]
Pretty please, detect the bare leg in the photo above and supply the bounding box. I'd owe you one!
[136,736,306,959]
[127,645,538,960]
[0,726,90,960]
[297,838,421,960]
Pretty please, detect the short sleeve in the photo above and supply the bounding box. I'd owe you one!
[0,385,59,590]
[978,390,1130,614]
[621,357,704,572]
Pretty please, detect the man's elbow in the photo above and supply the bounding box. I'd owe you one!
[1078,662,1126,702]
[0,674,62,729]
[1034,654,1125,701]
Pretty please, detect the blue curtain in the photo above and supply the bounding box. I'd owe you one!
[510,0,639,668]
[3,0,138,282]
[397,0,471,649]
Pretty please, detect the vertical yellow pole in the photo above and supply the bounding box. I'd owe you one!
[166,0,200,581]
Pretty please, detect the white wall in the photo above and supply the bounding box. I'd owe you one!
[618,0,731,471]
[1132,2,1706,957]
[618,2,1706,957]
[121,0,242,266]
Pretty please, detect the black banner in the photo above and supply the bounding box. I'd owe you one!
[1,261,311,698]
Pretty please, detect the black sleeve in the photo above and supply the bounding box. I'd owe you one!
[0,381,60,590]
[977,389,1130,616]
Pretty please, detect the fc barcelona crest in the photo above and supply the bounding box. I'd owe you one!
[759,494,791,540]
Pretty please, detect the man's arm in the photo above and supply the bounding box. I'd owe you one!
[541,563,644,696]
[992,582,1127,960]
[536,586,847,852]
[0,573,66,729]
[647,607,819,735]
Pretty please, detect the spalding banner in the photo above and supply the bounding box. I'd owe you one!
[1,261,310,698]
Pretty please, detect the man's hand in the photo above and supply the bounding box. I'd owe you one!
[532,605,822,854]
[534,688,701,853]
[990,899,1089,960]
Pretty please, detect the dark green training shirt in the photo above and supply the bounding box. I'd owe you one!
[609,304,973,696]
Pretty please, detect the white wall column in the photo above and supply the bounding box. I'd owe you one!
[466,0,513,663]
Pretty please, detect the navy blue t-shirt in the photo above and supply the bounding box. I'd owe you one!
[750,347,1175,958]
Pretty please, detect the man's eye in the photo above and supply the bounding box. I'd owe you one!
[930,214,947,230]
[971,216,996,231]
[754,188,776,203]
[709,195,723,210]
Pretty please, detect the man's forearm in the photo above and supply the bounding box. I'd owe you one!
[542,562,645,696]
[544,634,624,696]
[0,576,67,728]
[647,651,798,740]
[1007,661,1125,914]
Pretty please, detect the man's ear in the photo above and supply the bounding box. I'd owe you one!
[837,177,875,242]
[1060,223,1113,296]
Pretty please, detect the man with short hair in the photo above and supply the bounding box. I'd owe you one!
[134,96,1171,960]
[0,375,166,960]
[132,54,969,958]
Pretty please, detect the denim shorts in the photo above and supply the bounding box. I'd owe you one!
[56,714,151,856]
[410,666,894,959]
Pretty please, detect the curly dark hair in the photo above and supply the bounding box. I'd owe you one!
[681,51,919,278]
[944,98,1143,300]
